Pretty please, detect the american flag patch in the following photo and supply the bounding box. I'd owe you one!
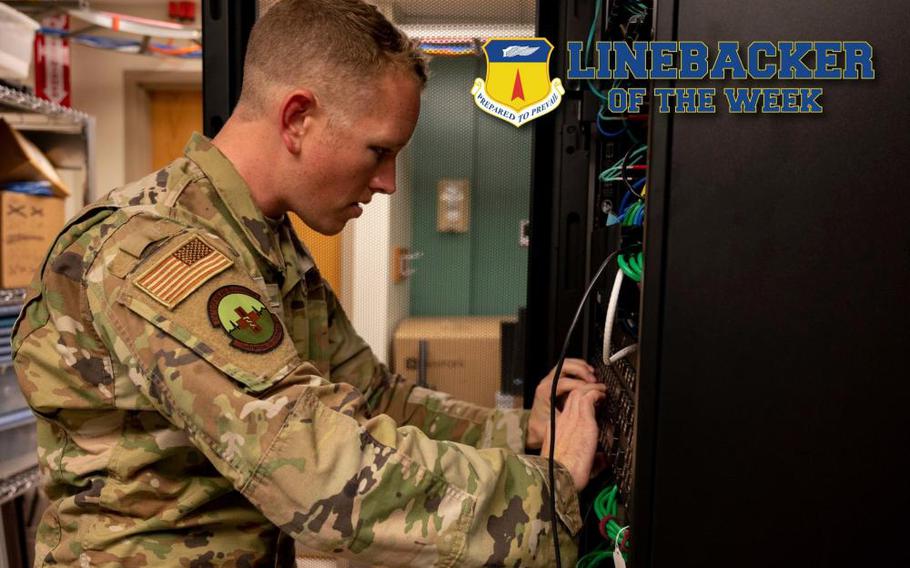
[134,236,233,308]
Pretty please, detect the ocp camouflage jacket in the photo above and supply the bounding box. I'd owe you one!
[13,133,580,567]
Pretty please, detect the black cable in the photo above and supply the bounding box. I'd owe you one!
[549,249,619,567]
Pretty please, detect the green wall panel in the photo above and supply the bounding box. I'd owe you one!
[410,57,531,317]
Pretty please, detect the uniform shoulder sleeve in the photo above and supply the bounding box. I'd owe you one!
[105,223,300,390]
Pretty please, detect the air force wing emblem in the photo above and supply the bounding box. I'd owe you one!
[471,38,565,127]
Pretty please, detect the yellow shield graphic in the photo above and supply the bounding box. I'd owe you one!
[471,38,565,127]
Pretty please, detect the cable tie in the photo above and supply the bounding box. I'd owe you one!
[598,515,613,539]
[620,527,632,553]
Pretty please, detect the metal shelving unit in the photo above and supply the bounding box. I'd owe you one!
[0,84,93,567]
[0,85,95,218]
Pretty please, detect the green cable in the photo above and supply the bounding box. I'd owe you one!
[583,484,633,565]
[621,203,635,226]
[593,485,616,518]
[618,254,641,282]
[591,485,627,556]
[631,258,642,280]
[629,252,642,275]
[576,547,612,568]
[598,145,647,183]
[628,144,648,161]
[630,257,643,280]
[617,254,635,280]
[622,202,642,226]
[594,485,619,519]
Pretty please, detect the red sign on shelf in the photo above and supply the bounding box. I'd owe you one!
[34,14,72,108]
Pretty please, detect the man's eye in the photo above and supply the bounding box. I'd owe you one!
[371,147,390,158]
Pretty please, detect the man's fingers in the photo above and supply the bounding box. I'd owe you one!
[582,388,606,403]
[559,358,597,382]
[558,389,580,416]
[567,388,603,421]
[552,390,602,491]
[554,378,606,396]
[581,389,607,411]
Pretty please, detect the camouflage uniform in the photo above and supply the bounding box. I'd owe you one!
[13,133,581,567]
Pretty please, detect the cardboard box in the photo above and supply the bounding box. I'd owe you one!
[0,118,70,197]
[0,191,64,288]
[393,316,514,408]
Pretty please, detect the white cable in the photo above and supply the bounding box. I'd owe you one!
[602,269,624,365]
[609,343,638,363]
[602,269,640,365]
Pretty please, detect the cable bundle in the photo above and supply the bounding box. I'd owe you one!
[610,151,647,283]
[617,251,643,282]
[40,27,201,58]
[599,145,647,184]
[577,485,631,567]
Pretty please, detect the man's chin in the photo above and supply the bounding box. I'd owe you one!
[291,212,346,236]
[314,219,346,236]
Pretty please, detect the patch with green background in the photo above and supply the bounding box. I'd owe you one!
[207,285,284,353]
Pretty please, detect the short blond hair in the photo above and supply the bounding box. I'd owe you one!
[238,0,427,116]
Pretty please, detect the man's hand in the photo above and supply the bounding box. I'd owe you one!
[526,358,603,449]
[541,389,605,491]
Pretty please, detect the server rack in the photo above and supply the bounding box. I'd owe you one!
[201,0,257,137]
[529,1,910,566]
[632,2,910,565]
[525,0,601,388]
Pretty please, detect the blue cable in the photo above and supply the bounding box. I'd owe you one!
[617,178,647,220]
[596,112,627,138]
[40,27,201,58]
[617,189,635,218]
[635,203,646,225]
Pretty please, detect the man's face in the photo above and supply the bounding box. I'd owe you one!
[289,69,421,235]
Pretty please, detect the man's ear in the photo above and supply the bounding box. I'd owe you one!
[279,89,318,155]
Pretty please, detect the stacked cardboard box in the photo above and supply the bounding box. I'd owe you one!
[393,316,516,408]
[0,118,67,288]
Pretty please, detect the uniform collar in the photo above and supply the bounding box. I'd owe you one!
[266,214,318,296]
[183,132,283,270]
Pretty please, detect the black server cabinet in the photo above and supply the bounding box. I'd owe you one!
[525,0,602,388]
[528,0,910,566]
[631,2,910,566]
[201,0,257,137]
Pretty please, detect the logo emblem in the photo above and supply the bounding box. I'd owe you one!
[208,285,284,353]
[471,38,565,127]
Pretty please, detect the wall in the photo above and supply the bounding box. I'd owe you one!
[386,145,415,353]
[347,145,415,365]
[349,195,392,364]
[409,56,531,316]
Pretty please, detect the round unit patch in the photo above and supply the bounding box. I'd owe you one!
[207,285,284,353]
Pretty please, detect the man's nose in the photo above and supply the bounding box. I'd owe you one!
[369,158,397,195]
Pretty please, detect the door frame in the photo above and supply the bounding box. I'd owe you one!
[124,70,202,182]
